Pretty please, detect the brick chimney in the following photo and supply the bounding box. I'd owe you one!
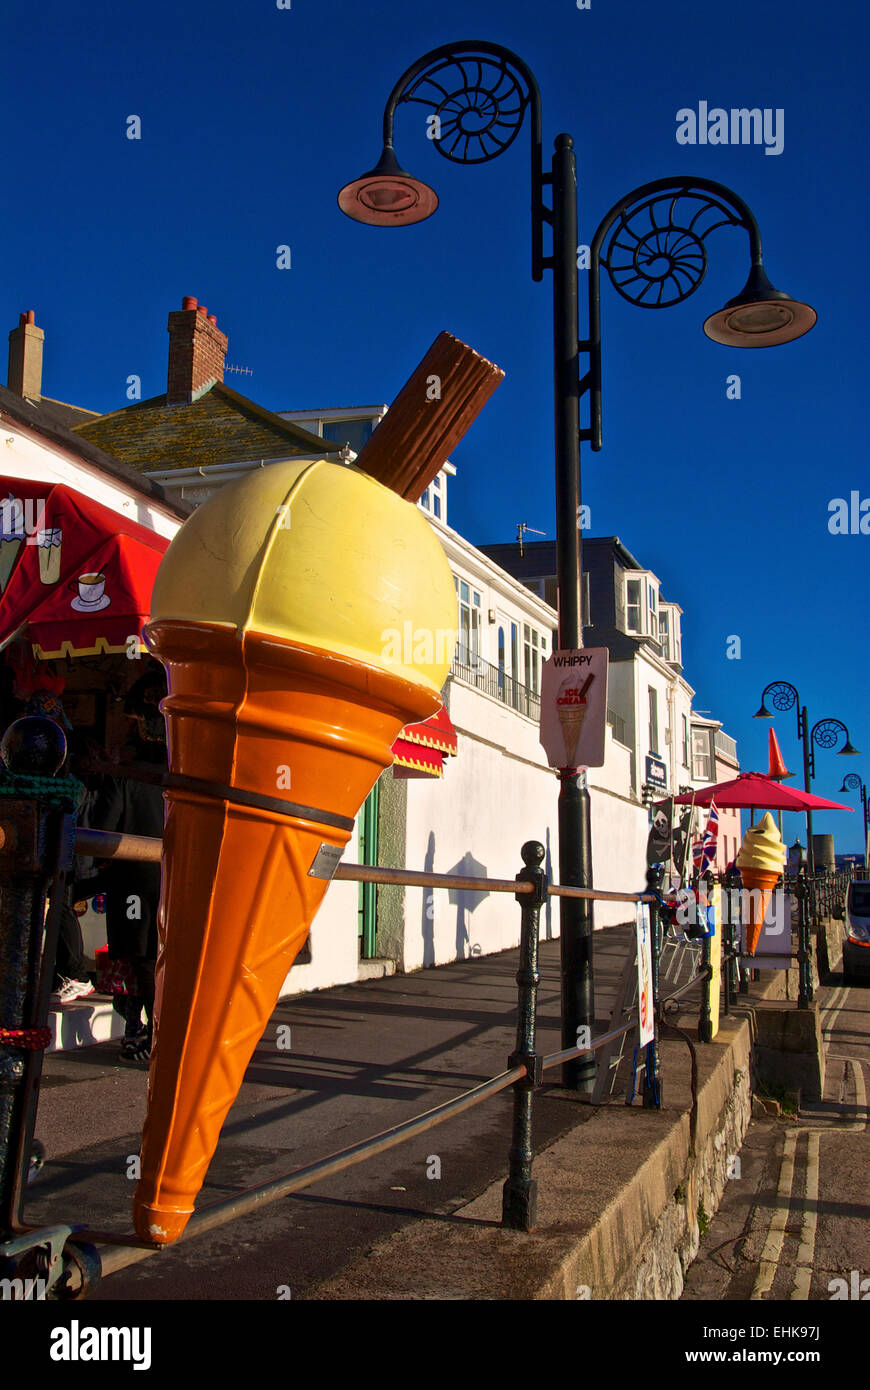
[8,310,44,400]
[167,296,228,404]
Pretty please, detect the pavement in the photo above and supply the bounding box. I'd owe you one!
[22,914,867,1304]
[26,927,642,1300]
[681,974,870,1302]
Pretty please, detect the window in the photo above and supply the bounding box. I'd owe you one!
[692,728,713,782]
[524,624,543,695]
[626,578,642,632]
[659,608,670,657]
[681,714,689,767]
[321,417,374,453]
[624,572,660,639]
[648,686,659,756]
[455,578,481,666]
[430,472,442,519]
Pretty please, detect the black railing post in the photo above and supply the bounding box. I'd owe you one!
[796,868,811,1010]
[0,717,78,1239]
[502,841,547,1232]
[642,868,662,1108]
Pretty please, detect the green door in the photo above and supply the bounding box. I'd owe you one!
[358,780,380,959]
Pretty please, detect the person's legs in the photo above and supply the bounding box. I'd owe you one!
[53,903,85,986]
[51,903,93,1000]
[131,958,155,1042]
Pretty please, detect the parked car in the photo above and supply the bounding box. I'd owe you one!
[842,881,870,985]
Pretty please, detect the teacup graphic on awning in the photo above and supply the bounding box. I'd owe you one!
[70,569,111,613]
[0,477,168,658]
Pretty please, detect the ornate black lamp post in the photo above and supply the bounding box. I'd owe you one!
[339,41,817,1091]
[838,773,869,872]
[754,681,860,873]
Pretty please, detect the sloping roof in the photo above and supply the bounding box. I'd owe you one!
[478,536,645,578]
[0,384,190,517]
[74,381,343,472]
[38,396,100,427]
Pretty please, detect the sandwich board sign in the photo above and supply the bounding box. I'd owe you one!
[539,648,609,769]
[706,885,722,1039]
[636,901,655,1047]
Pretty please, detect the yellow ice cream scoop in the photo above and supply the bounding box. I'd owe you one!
[150,457,457,694]
[736,813,787,873]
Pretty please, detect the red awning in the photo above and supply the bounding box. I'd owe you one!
[0,479,169,659]
[392,707,458,779]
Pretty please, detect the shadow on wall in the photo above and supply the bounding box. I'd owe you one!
[422,832,436,966]
[448,850,488,962]
[544,827,554,941]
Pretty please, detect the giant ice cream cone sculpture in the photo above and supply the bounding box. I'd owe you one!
[737,812,786,955]
[133,458,457,1243]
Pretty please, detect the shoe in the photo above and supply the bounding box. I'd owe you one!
[27,1140,46,1184]
[50,977,95,1004]
[119,1035,152,1063]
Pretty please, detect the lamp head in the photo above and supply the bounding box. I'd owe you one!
[337,145,439,226]
[839,740,861,757]
[703,264,817,347]
[753,701,773,719]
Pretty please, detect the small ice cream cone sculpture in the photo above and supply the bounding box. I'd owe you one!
[736,812,786,955]
[133,459,458,1244]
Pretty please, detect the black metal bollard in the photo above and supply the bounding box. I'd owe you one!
[796,869,812,1010]
[0,717,78,1238]
[640,867,663,1108]
[502,841,547,1232]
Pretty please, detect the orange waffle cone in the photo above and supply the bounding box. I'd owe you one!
[740,867,780,956]
[133,621,439,1244]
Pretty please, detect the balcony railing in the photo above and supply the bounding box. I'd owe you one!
[449,652,541,719]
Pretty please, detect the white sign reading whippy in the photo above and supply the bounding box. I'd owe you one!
[539,648,609,769]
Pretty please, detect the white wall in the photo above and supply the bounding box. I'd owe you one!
[398,677,646,974]
[588,733,649,926]
[402,678,560,969]
[1,421,182,539]
[279,826,365,997]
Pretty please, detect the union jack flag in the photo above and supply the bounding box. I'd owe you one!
[692,801,720,875]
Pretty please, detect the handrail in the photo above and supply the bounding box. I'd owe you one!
[90,1064,527,1277]
[73,827,655,903]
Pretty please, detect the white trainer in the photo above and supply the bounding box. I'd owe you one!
[50,978,95,1004]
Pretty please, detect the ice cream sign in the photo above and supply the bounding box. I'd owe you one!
[539,648,609,769]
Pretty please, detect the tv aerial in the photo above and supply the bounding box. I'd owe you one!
[516,522,545,557]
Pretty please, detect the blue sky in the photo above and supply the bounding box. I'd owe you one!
[3,0,867,851]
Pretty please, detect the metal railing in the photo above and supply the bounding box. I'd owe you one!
[449,651,541,719]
